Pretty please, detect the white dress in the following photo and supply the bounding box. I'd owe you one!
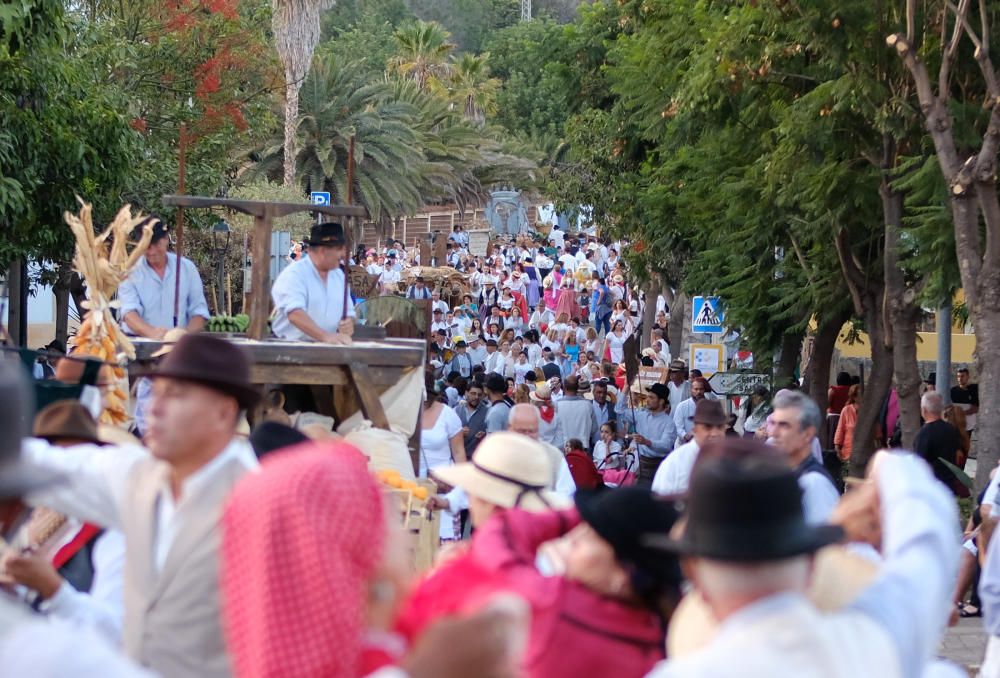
[607,332,627,364]
[419,405,463,539]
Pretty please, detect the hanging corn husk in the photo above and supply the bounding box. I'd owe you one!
[65,198,154,426]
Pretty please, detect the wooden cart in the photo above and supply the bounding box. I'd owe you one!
[131,336,426,471]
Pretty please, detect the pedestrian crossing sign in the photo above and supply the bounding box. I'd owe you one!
[692,296,724,333]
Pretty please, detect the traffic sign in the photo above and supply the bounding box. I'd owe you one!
[310,191,331,206]
[692,296,724,333]
[690,343,724,376]
[708,372,770,396]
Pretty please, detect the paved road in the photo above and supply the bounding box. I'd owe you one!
[941,615,986,675]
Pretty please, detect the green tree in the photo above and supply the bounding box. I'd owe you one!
[389,19,455,90]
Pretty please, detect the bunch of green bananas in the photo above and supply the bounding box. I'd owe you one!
[206,314,250,333]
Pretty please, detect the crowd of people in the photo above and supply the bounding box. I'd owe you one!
[0,217,996,677]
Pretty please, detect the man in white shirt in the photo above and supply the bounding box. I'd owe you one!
[673,377,709,444]
[645,447,959,678]
[378,255,402,293]
[652,399,727,496]
[507,405,577,497]
[270,223,355,344]
[558,249,577,273]
[22,334,260,677]
[431,289,450,315]
[550,224,565,249]
[666,360,691,412]
[769,390,840,524]
[431,309,451,337]
[468,336,488,367]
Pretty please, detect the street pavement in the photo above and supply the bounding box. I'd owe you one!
[941,618,986,675]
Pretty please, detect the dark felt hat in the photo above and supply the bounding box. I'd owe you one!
[693,399,727,427]
[143,333,260,409]
[576,488,683,588]
[33,400,102,445]
[249,421,308,459]
[305,222,346,247]
[647,382,670,401]
[646,451,843,561]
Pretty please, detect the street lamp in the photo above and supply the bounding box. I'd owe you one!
[212,219,231,314]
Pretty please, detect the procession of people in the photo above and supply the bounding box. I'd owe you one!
[0,217,994,677]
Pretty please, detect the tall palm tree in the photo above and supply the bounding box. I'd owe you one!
[388,20,455,90]
[442,52,500,125]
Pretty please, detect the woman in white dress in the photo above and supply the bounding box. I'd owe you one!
[583,326,601,357]
[605,320,628,364]
[419,376,467,540]
[610,300,631,334]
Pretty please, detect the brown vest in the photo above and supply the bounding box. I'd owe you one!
[120,455,249,678]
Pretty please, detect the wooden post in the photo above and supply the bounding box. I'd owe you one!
[402,216,407,244]
[174,124,186,328]
[226,272,233,316]
[248,213,272,340]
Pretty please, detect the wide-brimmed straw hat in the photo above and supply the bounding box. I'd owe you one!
[529,382,553,402]
[432,432,564,511]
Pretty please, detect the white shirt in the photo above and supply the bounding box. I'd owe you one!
[41,529,126,644]
[651,440,699,496]
[0,613,153,677]
[558,254,577,272]
[672,397,700,441]
[23,438,258,573]
[270,254,355,341]
[798,470,840,525]
[647,453,959,678]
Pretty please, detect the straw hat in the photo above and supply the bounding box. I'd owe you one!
[432,433,564,511]
[529,382,553,402]
[97,424,143,447]
[667,546,878,657]
[151,327,189,358]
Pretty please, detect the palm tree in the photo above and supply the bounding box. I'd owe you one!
[442,52,501,125]
[388,20,455,90]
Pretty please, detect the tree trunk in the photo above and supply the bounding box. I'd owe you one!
[667,290,686,361]
[282,81,300,187]
[641,277,658,347]
[774,330,803,388]
[882,179,923,450]
[805,307,851,444]
[974,291,1000,488]
[848,292,894,477]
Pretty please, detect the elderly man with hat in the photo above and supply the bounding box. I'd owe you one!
[22,333,260,677]
[651,399,727,496]
[665,359,690,412]
[645,442,960,678]
[119,217,210,339]
[271,222,355,345]
[446,338,474,379]
[616,382,678,485]
[0,362,148,676]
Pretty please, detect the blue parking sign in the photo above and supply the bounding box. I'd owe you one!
[692,296,724,333]
[310,191,331,206]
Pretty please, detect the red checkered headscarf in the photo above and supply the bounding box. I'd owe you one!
[221,442,386,678]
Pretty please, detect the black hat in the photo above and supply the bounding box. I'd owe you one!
[484,373,507,394]
[249,421,308,459]
[647,452,843,561]
[454,340,468,348]
[132,216,168,243]
[576,488,682,588]
[305,222,346,247]
[647,382,670,401]
[144,334,260,409]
